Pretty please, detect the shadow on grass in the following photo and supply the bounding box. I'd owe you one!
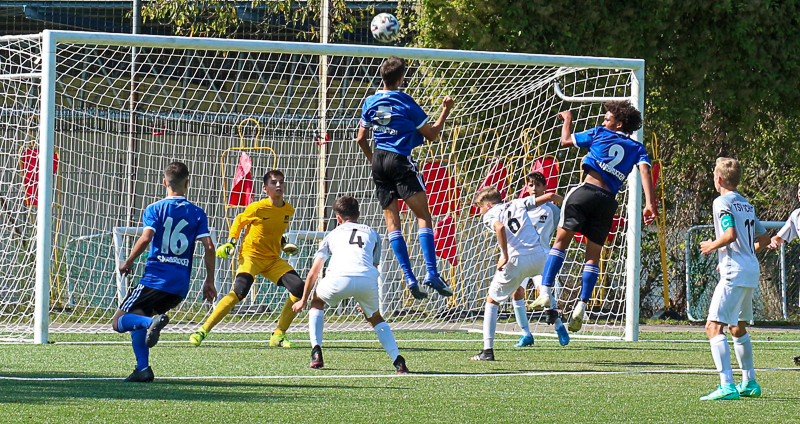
[0,373,406,405]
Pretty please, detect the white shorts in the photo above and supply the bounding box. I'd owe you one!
[488,249,546,303]
[315,275,380,318]
[706,280,754,326]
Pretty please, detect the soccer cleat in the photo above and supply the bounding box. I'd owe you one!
[393,355,409,373]
[310,345,324,369]
[794,355,800,366]
[145,314,169,348]
[736,380,762,398]
[514,334,534,347]
[700,384,740,400]
[544,308,561,325]
[189,327,208,347]
[528,291,554,310]
[407,283,428,300]
[423,274,453,297]
[555,324,570,346]
[470,348,495,361]
[124,367,155,383]
[568,302,586,333]
[269,332,294,348]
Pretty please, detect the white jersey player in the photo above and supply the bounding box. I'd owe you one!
[292,196,408,373]
[768,181,800,251]
[468,186,550,361]
[698,158,769,401]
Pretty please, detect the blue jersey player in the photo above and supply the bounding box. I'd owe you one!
[111,162,217,382]
[529,101,658,332]
[356,56,455,300]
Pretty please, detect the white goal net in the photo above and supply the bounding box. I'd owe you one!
[0,31,644,342]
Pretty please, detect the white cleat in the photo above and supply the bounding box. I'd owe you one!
[527,291,554,310]
[568,301,586,333]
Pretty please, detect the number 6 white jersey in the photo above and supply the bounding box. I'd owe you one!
[482,198,542,258]
[314,221,381,280]
[712,191,766,287]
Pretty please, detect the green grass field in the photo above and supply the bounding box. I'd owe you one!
[2,330,799,423]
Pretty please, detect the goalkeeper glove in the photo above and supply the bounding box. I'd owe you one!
[216,238,236,259]
[281,235,299,256]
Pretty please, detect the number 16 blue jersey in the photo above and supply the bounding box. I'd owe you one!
[139,196,210,298]
[573,127,651,195]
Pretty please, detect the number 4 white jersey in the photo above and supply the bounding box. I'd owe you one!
[482,197,542,258]
[712,191,766,287]
[314,221,381,280]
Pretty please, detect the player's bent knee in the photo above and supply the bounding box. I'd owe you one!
[366,312,385,327]
[233,273,255,300]
[278,271,304,298]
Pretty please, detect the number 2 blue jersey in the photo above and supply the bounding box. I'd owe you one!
[359,90,429,156]
[573,127,651,195]
[139,196,210,297]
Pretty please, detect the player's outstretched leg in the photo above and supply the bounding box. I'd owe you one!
[388,229,427,299]
[701,328,739,400]
[366,311,407,372]
[471,298,497,361]
[531,248,565,310]
[271,295,300,348]
[113,312,156,382]
[418,227,453,297]
[309,306,325,368]
[512,287,534,348]
[192,273,253,346]
[145,314,169,348]
[733,328,761,397]
[569,263,600,332]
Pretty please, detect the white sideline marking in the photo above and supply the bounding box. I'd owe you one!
[3,338,800,345]
[1,367,798,382]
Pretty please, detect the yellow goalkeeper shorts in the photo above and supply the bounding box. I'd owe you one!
[236,256,294,284]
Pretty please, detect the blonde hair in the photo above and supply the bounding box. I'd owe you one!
[715,157,741,188]
[473,186,503,206]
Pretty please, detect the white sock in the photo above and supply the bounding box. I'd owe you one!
[483,303,499,350]
[540,284,552,298]
[733,333,756,382]
[513,299,531,337]
[553,318,564,333]
[709,334,734,385]
[374,321,399,361]
[309,308,324,347]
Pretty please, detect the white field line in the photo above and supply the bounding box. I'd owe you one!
[1,367,798,382]
[2,338,800,345]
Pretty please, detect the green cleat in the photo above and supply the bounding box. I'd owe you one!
[189,327,208,347]
[737,380,762,398]
[568,301,586,333]
[270,332,294,348]
[700,384,740,400]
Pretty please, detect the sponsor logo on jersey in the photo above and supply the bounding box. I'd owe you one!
[157,255,190,267]
[597,160,626,181]
[372,124,398,135]
[732,202,755,213]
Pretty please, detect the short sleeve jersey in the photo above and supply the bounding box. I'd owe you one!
[139,196,210,298]
[777,208,800,247]
[482,197,541,258]
[573,127,651,194]
[228,198,294,259]
[713,191,766,287]
[359,90,429,156]
[526,202,561,249]
[314,221,381,280]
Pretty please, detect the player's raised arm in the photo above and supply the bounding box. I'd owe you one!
[558,110,574,146]
[217,204,259,258]
[118,228,155,276]
[417,95,454,142]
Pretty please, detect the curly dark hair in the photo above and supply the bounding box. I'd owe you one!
[604,101,642,135]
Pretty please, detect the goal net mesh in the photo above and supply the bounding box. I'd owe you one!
[0,34,639,341]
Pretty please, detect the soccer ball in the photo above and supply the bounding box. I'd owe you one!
[371,13,400,43]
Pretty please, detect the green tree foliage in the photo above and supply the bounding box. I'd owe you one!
[417,0,800,212]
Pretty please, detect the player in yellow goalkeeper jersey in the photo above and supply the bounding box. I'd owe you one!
[189,169,302,347]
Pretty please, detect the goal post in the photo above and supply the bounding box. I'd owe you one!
[1,30,646,343]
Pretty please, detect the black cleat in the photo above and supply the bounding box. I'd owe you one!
[145,314,170,348]
[544,308,562,325]
[310,345,324,369]
[124,367,154,383]
[470,348,495,361]
[794,356,800,366]
[393,355,409,373]
[408,284,428,300]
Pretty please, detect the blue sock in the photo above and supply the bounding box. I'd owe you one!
[388,230,417,285]
[580,264,600,302]
[116,314,153,333]
[131,329,149,371]
[418,227,439,278]
[541,248,566,287]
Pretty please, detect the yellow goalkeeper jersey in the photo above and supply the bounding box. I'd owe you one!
[229,198,294,259]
